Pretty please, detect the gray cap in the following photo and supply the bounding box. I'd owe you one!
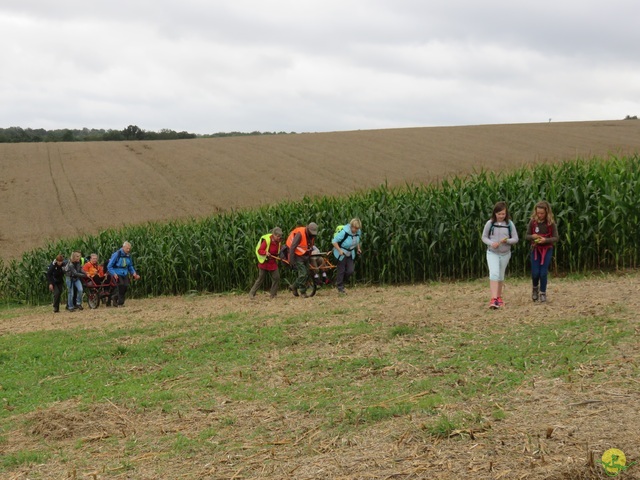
[272,227,283,236]
[307,222,318,235]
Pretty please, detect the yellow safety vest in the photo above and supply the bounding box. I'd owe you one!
[255,234,273,264]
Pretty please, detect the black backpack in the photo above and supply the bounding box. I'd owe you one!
[489,222,512,238]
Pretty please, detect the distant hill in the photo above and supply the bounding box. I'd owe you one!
[1,120,639,260]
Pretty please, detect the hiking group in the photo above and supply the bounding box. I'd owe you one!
[46,202,556,310]
[249,218,363,299]
[481,200,558,309]
[46,241,141,313]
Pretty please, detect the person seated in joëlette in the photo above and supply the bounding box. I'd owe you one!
[82,253,107,285]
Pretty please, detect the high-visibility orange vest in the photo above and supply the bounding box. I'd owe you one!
[286,226,315,257]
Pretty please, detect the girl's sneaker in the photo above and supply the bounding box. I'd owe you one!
[489,298,499,309]
[496,297,504,307]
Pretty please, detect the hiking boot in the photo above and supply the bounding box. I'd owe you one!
[338,288,347,295]
[539,292,547,303]
[289,285,299,297]
[53,308,59,313]
[66,306,75,312]
[76,305,84,311]
[532,287,539,302]
[496,297,505,307]
[489,298,499,309]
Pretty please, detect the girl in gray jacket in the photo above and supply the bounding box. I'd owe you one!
[481,201,519,309]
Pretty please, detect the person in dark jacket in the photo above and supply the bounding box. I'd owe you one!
[107,241,141,307]
[46,254,67,313]
[65,251,87,312]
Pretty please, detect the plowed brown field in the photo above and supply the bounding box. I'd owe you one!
[2,120,640,260]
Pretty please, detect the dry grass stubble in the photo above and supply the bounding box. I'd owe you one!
[2,273,639,479]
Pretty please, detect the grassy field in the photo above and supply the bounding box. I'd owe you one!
[1,273,639,479]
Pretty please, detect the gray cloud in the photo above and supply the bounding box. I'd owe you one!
[1,1,639,133]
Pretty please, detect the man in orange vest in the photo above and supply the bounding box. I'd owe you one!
[286,222,318,297]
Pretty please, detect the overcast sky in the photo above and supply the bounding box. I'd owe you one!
[1,1,639,134]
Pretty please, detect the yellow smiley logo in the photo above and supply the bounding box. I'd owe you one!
[601,449,627,476]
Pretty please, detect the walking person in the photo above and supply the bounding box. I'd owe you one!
[249,227,283,299]
[525,201,559,303]
[332,218,363,295]
[46,254,67,313]
[65,251,87,312]
[286,222,318,298]
[481,202,519,309]
[70,250,88,307]
[107,241,141,307]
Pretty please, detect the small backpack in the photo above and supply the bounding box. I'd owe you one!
[489,222,512,238]
[334,224,359,249]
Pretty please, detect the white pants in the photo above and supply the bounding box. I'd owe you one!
[486,250,511,281]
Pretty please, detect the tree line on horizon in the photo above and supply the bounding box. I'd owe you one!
[0,126,296,143]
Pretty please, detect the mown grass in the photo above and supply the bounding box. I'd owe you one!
[1,289,637,471]
[1,450,50,469]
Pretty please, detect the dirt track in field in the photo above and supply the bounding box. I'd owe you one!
[2,120,640,260]
[2,274,640,479]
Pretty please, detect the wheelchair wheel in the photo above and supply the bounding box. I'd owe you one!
[304,277,317,297]
[87,290,100,309]
[285,277,317,297]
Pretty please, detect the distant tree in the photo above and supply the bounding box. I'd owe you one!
[123,125,144,140]
[158,128,177,140]
[4,127,30,142]
[0,125,198,142]
[104,129,125,141]
[177,131,196,139]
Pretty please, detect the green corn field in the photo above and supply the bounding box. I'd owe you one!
[2,154,639,305]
